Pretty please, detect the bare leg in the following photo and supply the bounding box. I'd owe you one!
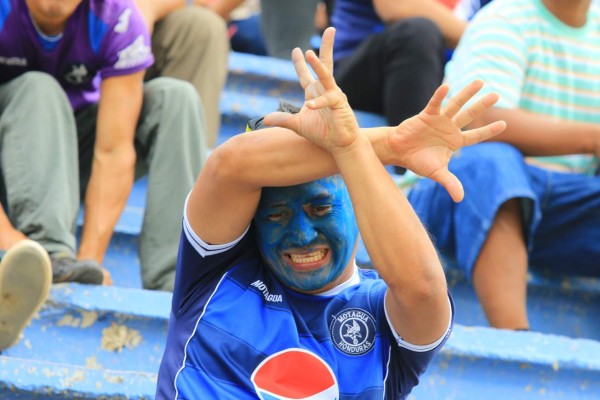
[472,199,530,330]
[0,209,27,250]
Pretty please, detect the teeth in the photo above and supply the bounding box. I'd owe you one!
[290,250,326,264]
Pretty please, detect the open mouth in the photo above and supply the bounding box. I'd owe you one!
[284,249,330,270]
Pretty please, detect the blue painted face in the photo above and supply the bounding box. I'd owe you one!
[254,176,359,293]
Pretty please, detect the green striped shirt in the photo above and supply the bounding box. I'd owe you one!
[444,0,600,174]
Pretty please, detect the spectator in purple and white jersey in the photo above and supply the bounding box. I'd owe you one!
[0,0,207,291]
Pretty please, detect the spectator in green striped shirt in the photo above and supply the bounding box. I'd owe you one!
[407,0,600,331]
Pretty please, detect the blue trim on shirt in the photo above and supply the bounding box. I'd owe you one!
[37,35,60,51]
[0,0,12,32]
[88,9,108,54]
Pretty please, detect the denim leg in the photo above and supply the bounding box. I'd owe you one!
[527,168,600,276]
[409,143,537,278]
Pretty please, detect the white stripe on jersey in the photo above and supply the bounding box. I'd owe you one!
[183,193,250,258]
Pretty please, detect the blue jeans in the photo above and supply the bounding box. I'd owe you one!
[408,142,600,277]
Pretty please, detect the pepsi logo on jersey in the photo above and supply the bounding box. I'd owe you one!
[251,348,339,399]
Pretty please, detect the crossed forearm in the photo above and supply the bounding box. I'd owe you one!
[224,125,393,188]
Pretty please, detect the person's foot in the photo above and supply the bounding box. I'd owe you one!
[0,240,52,350]
[50,252,104,284]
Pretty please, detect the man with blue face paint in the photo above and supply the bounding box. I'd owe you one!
[254,176,359,293]
[156,27,506,399]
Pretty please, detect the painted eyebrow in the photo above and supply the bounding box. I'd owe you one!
[265,202,288,208]
[309,193,333,202]
[266,193,333,208]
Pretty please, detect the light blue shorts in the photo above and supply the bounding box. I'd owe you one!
[408,142,600,278]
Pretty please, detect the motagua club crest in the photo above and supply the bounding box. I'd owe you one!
[330,308,376,356]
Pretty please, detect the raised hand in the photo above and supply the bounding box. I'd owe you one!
[263,28,360,154]
[389,80,506,202]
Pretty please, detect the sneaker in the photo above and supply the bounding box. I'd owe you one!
[50,252,104,284]
[0,240,52,350]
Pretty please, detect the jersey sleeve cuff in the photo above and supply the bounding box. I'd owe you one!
[183,192,250,258]
[384,292,453,353]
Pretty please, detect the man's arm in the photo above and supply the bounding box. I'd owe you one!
[471,108,600,158]
[336,124,450,346]
[77,72,143,267]
[373,0,466,48]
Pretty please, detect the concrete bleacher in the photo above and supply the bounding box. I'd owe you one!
[1,51,599,399]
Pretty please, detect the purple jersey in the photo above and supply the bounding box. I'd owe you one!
[0,0,153,110]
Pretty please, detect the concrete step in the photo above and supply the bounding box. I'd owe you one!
[226,51,304,103]
[0,284,169,399]
[3,284,599,399]
[0,357,156,399]
[412,325,600,400]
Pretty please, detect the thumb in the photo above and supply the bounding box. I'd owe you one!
[431,169,465,203]
[263,111,298,132]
